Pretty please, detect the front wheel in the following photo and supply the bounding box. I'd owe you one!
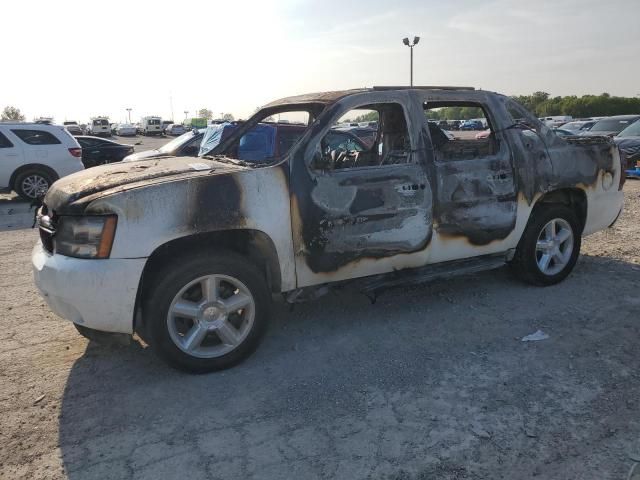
[510,204,581,286]
[141,251,270,373]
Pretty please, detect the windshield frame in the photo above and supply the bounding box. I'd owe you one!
[208,103,326,165]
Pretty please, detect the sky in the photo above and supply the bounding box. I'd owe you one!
[1,0,638,123]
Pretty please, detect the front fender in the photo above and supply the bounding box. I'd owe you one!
[85,166,297,291]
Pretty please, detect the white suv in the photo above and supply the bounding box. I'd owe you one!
[0,123,84,200]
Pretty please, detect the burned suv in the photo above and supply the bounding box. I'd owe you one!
[33,87,625,372]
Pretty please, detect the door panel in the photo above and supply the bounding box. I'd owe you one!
[429,127,517,257]
[290,93,433,287]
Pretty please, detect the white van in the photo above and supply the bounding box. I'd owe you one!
[87,117,111,136]
[141,116,163,136]
[0,123,84,199]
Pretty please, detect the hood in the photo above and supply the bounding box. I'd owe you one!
[122,149,163,162]
[45,156,244,213]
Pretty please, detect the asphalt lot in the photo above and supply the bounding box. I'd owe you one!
[1,160,639,479]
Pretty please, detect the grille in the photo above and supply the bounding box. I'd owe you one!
[37,204,56,254]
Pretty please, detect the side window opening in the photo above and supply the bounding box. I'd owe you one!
[423,102,497,161]
[313,103,411,170]
[11,129,61,146]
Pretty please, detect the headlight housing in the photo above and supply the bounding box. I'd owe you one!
[54,215,117,259]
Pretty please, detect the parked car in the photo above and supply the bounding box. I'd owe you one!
[86,117,111,137]
[33,87,624,372]
[110,123,119,135]
[165,124,186,136]
[115,124,137,136]
[614,119,640,176]
[540,116,573,128]
[75,136,134,168]
[123,128,206,161]
[333,126,377,148]
[581,115,640,137]
[552,128,576,137]
[460,119,484,131]
[63,121,83,136]
[162,120,173,133]
[0,122,83,199]
[560,120,595,133]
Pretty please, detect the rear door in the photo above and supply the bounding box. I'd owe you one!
[0,129,24,188]
[423,97,517,259]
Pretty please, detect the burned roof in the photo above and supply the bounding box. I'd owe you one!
[263,89,367,108]
[262,86,478,109]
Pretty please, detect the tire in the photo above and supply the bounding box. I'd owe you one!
[510,204,581,286]
[141,251,271,373]
[15,169,54,200]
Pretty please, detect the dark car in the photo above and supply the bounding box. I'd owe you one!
[615,119,640,175]
[582,115,640,137]
[75,136,134,168]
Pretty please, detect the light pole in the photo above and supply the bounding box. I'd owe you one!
[184,110,189,120]
[402,36,420,87]
[126,108,132,123]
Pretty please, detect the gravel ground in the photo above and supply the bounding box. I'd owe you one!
[0,180,639,480]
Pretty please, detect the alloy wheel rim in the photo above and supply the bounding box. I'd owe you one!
[167,274,255,358]
[21,175,49,198]
[535,218,574,276]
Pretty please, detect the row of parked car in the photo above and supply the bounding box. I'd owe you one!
[61,117,189,138]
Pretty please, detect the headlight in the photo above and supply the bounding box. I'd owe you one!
[55,215,117,259]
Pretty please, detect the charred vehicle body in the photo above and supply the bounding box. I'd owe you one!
[33,87,625,372]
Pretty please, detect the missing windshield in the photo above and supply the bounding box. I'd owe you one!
[201,105,324,165]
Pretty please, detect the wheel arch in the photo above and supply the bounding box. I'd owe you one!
[10,164,59,191]
[134,229,282,331]
[530,187,587,234]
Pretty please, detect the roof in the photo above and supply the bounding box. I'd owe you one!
[263,89,367,108]
[262,86,478,109]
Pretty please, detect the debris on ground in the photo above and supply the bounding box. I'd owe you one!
[521,330,550,342]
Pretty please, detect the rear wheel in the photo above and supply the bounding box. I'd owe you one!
[141,251,270,373]
[510,204,581,286]
[15,169,53,200]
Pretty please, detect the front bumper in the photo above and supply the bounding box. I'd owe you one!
[32,242,146,334]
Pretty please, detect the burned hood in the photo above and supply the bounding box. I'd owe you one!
[45,156,245,213]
